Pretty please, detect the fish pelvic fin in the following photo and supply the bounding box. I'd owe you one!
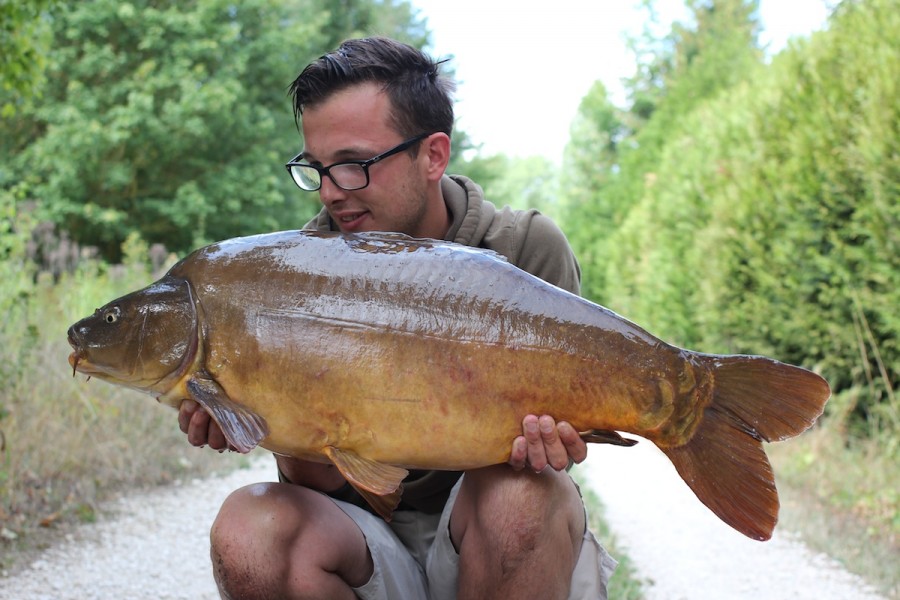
[661,355,830,541]
[579,429,638,447]
[324,446,407,522]
[186,375,269,454]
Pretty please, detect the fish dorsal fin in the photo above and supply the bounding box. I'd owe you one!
[352,231,418,242]
[186,375,269,454]
[324,446,407,522]
[345,231,509,263]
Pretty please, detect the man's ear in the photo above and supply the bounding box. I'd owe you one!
[422,132,451,182]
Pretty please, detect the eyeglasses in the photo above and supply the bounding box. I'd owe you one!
[285,133,431,192]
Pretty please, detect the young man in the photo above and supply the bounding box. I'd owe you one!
[179,37,616,599]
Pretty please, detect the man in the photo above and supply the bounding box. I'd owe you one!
[179,37,616,599]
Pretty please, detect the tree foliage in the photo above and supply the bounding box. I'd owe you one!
[0,0,427,261]
[562,0,762,304]
[562,0,898,430]
[0,0,59,116]
[559,81,626,301]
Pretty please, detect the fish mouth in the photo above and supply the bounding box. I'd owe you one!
[68,347,101,380]
[67,329,91,378]
[68,345,84,378]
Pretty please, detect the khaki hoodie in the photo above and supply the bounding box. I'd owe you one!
[300,174,582,514]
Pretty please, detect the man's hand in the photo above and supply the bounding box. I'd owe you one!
[178,399,233,451]
[178,401,348,491]
[508,414,587,472]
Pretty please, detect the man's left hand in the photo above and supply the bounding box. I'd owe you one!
[508,414,588,472]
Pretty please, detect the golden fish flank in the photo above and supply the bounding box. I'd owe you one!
[67,230,831,541]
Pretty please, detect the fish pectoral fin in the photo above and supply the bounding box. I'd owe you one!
[323,446,407,522]
[578,429,639,447]
[186,376,269,454]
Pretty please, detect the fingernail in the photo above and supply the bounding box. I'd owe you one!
[540,417,553,433]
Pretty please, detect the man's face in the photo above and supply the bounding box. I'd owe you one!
[300,82,432,236]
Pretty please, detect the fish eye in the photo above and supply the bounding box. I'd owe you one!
[103,307,121,324]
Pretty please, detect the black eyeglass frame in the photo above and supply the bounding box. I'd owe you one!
[285,132,432,192]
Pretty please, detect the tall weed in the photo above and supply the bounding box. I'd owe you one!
[0,228,239,561]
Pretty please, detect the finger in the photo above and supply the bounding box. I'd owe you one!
[508,436,528,470]
[187,408,212,447]
[178,399,199,434]
[523,415,548,472]
[539,415,569,471]
[207,421,229,451]
[558,421,588,464]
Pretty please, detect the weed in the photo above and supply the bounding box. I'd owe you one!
[770,423,899,598]
[0,228,238,574]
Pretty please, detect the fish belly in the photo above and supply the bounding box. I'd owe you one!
[205,314,686,470]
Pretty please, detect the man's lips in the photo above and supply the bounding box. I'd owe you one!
[332,210,369,231]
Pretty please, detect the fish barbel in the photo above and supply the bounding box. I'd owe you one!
[67,230,830,540]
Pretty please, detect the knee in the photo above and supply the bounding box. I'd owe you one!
[458,466,584,555]
[211,482,300,552]
[210,483,309,598]
[466,465,577,520]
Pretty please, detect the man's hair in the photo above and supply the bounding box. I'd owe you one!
[288,37,455,139]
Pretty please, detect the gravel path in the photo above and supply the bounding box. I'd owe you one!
[0,453,277,600]
[0,444,887,599]
[581,441,887,600]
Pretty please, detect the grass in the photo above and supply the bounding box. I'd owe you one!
[0,236,242,574]
[769,421,900,599]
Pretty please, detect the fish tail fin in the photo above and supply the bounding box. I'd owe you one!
[660,355,830,541]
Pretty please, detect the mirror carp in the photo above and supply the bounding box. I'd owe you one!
[67,230,830,540]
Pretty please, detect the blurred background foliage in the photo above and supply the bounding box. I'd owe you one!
[559,0,898,439]
[0,0,897,591]
[1,0,432,261]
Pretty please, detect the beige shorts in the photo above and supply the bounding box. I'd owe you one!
[333,475,617,600]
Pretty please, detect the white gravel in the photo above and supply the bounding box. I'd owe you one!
[0,444,888,599]
[0,452,277,600]
[580,441,888,600]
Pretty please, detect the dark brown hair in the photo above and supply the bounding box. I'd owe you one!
[288,37,455,139]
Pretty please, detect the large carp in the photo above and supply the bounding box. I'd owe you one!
[67,230,830,540]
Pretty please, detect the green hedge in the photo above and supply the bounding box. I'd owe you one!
[601,0,898,427]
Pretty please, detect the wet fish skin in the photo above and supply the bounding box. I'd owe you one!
[67,230,830,540]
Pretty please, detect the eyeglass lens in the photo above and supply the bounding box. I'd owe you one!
[290,163,369,191]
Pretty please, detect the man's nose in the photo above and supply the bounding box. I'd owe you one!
[318,174,346,204]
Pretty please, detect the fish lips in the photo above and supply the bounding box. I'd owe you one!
[67,325,105,378]
[67,326,90,377]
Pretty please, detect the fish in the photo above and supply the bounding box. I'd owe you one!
[67,230,830,540]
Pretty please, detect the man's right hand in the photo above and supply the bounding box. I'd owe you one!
[178,399,233,451]
[178,399,347,491]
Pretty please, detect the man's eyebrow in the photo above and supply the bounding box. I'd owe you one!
[302,146,374,165]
